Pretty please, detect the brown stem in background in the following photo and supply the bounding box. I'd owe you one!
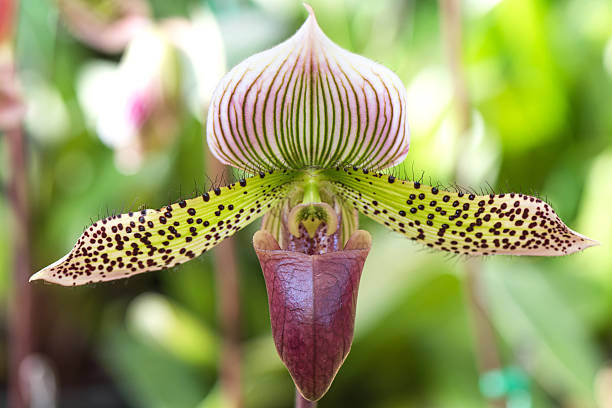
[438,1,504,407]
[2,1,34,407]
[295,388,317,408]
[206,151,244,408]
[6,108,33,408]
[465,259,504,378]
[439,0,470,132]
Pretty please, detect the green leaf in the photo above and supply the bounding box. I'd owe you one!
[322,167,597,256]
[482,259,600,401]
[31,170,297,285]
[126,293,218,367]
[102,326,207,408]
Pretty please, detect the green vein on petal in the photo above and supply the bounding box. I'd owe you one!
[338,197,359,246]
[206,5,409,173]
[31,170,298,286]
[322,167,598,256]
[261,201,287,247]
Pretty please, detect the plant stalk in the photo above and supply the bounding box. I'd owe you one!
[206,151,244,408]
[6,108,33,408]
[2,1,35,406]
[439,1,505,407]
[295,388,317,408]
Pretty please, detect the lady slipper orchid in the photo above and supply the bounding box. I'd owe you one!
[32,5,597,402]
[72,4,225,174]
[79,26,182,174]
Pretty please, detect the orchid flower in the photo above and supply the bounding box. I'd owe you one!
[32,6,597,402]
[57,0,151,53]
[70,2,225,174]
[78,26,182,174]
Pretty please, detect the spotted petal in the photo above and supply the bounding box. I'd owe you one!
[206,5,409,173]
[31,170,297,286]
[323,168,597,256]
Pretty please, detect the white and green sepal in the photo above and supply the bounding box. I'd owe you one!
[206,5,409,173]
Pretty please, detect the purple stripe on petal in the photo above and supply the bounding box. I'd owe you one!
[206,5,410,172]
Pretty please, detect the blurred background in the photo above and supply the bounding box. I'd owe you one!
[1,0,612,406]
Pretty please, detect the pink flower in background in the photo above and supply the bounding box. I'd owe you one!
[66,1,225,173]
[57,0,151,53]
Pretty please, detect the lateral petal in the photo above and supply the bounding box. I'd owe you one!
[31,170,297,285]
[323,167,598,256]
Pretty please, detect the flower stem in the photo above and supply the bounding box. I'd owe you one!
[2,1,35,406]
[6,95,33,408]
[207,152,244,408]
[439,1,505,406]
[295,388,317,408]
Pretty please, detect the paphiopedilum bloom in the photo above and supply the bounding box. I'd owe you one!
[72,3,225,174]
[57,0,151,54]
[32,6,597,402]
[78,26,182,174]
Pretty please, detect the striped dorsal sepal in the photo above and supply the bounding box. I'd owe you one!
[206,5,410,173]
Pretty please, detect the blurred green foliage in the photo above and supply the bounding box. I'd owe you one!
[2,0,612,407]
